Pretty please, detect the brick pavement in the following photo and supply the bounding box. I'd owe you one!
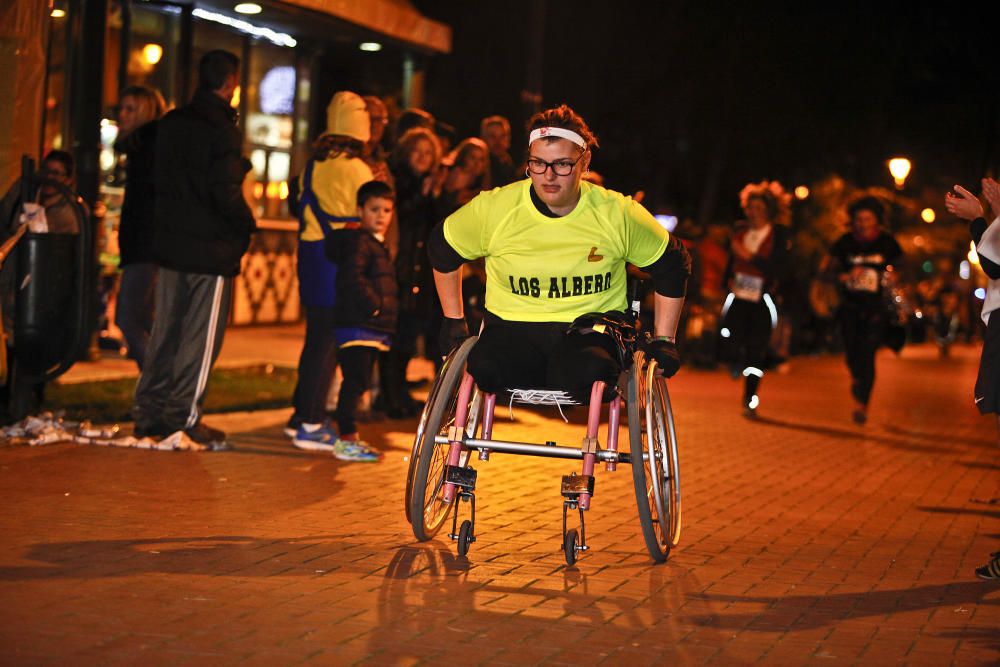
[0,342,997,665]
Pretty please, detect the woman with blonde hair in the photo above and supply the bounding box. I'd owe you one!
[381,126,443,417]
[718,180,792,417]
[439,137,491,209]
[114,84,167,370]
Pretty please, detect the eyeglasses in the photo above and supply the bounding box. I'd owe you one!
[526,153,585,177]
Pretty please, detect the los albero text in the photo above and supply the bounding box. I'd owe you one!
[507,272,614,299]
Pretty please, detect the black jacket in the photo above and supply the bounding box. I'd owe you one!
[327,229,398,333]
[389,166,437,314]
[114,120,158,265]
[153,89,256,276]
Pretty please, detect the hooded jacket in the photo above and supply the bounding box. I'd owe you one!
[153,88,256,276]
[327,228,398,333]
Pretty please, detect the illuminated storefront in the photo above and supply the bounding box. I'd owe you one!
[33,0,450,325]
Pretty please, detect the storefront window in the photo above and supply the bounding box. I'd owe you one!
[41,2,71,155]
[245,42,295,220]
[127,3,182,107]
[192,18,244,100]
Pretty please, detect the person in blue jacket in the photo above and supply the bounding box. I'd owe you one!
[287,92,373,451]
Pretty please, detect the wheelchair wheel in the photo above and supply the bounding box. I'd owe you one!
[627,350,682,562]
[457,520,473,557]
[564,528,579,566]
[407,336,480,541]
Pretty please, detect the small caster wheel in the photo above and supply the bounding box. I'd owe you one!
[457,519,473,557]
[564,528,579,566]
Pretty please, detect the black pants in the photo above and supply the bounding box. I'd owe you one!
[115,262,157,371]
[839,305,885,406]
[976,313,1000,415]
[720,298,773,403]
[380,309,421,412]
[467,315,621,399]
[291,306,338,425]
[337,345,377,435]
[720,298,772,370]
[133,269,231,431]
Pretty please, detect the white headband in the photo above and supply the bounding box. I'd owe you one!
[528,127,587,149]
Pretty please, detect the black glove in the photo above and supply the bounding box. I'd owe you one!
[644,337,681,378]
[439,316,470,357]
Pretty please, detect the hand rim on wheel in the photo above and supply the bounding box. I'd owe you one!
[406,336,480,541]
[628,349,682,562]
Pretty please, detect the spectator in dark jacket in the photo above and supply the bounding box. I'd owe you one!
[113,85,166,370]
[382,127,441,417]
[325,181,398,461]
[480,115,516,187]
[132,49,256,448]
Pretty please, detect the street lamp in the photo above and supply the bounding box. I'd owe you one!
[888,157,911,190]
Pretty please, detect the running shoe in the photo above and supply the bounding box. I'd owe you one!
[332,439,381,462]
[184,422,230,450]
[134,422,174,439]
[293,423,339,451]
[284,415,303,438]
[975,555,1000,580]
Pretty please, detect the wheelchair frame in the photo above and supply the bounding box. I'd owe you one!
[404,336,682,565]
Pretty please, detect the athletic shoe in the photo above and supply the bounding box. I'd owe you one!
[852,409,867,425]
[292,423,338,451]
[975,555,1000,580]
[284,415,302,438]
[184,422,229,449]
[134,423,171,439]
[332,439,381,462]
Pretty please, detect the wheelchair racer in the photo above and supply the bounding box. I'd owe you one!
[428,105,691,398]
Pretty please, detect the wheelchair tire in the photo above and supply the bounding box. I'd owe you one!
[408,336,480,541]
[627,350,682,563]
[457,520,473,557]
[564,528,579,566]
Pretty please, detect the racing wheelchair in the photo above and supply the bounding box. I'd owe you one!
[404,310,682,565]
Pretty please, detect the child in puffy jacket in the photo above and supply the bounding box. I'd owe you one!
[324,181,398,461]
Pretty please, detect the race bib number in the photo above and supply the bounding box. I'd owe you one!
[846,267,879,293]
[732,272,764,302]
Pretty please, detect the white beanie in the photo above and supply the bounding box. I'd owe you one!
[325,91,370,142]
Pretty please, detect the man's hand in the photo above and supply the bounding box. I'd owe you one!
[982,178,1000,219]
[644,337,681,378]
[945,184,984,220]
[438,316,470,357]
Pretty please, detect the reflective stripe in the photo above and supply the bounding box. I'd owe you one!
[721,292,735,318]
[186,277,225,428]
[763,293,778,328]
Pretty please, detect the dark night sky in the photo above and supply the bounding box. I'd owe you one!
[411,1,1000,222]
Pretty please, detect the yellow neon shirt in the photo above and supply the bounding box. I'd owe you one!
[298,156,374,241]
[443,179,669,322]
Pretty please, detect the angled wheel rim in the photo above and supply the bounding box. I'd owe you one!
[644,362,669,549]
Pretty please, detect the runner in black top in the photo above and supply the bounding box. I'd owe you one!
[822,195,903,425]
